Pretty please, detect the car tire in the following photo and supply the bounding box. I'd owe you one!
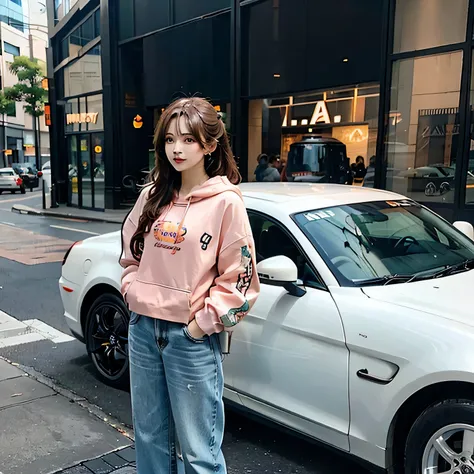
[405,399,474,474]
[85,293,130,390]
[20,186,26,194]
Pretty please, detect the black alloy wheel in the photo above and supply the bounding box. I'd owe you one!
[85,293,130,390]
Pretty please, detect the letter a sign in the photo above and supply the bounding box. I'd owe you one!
[310,101,331,125]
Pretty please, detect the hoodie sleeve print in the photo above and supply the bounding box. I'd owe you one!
[195,198,261,335]
[119,189,146,301]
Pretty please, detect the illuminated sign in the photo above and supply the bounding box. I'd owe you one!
[66,112,99,125]
[310,101,331,125]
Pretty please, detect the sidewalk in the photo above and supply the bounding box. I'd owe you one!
[11,204,130,224]
[0,357,136,474]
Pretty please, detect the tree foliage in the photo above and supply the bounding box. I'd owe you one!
[0,56,47,118]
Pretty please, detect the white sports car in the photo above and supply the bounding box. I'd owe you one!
[59,183,474,474]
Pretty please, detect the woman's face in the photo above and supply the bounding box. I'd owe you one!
[165,116,206,173]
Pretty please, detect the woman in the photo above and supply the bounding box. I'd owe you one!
[120,97,260,474]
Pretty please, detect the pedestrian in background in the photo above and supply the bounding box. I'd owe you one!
[262,155,281,182]
[254,153,268,182]
[120,97,260,474]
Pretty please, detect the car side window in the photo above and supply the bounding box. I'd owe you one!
[248,211,323,289]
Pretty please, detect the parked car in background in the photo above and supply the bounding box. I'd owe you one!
[0,167,26,194]
[12,163,39,191]
[60,183,474,474]
[41,160,51,191]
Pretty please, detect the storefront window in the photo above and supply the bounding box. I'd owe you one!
[385,51,463,203]
[65,98,79,133]
[247,84,379,186]
[64,45,102,98]
[393,0,468,53]
[465,50,474,205]
[87,95,103,131]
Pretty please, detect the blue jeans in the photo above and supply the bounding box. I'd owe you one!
[128,313,226,474]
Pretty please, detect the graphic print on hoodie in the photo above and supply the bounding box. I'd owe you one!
[120,176,260,335]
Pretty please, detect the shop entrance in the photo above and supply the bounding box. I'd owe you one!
[67,132,105,209]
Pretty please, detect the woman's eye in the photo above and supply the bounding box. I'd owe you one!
[185,137,195,143]
[165,137,173,143]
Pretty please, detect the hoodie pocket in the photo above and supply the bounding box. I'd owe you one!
[132,279,191,319]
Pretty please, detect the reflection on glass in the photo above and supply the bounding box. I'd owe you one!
[393,0,468,53]
[87,95,104,131]
[385,51,462,203]
[67,136,78,206]
[294,200,474,286]
[92,133,105,209]
[246,84,379,185]
[64,45,102,97]
[79,135,92,208]
[466,51,474,204]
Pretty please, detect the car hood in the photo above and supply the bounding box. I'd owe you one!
[362,270,474,327]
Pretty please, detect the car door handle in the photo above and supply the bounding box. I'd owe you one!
[356,367,399,385]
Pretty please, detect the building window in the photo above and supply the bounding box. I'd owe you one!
[63,44,102,97]
[385,51,463,204]
[247,84,379,186]
[55,9,100,66]
[393,0,468,53]
[10,0,21,5]
[465,50,474,204]
[6,102,16,117]
[4,42,20,56]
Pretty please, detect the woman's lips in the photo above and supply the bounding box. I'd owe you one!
[174,158,185,164]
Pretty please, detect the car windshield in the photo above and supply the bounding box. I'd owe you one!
[294,199,474,286]
[0,170,14,176]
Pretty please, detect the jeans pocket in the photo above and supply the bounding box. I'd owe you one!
[183,325,208,343]
[129,311,141,326]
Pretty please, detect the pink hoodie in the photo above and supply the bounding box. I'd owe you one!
[120,176,260,335]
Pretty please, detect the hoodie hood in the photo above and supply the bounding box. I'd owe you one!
[182,176,242,202]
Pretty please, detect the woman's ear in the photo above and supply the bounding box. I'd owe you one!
[205,140,218,155]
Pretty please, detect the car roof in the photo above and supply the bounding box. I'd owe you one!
[0,167,14,172]
[239,183,406,213]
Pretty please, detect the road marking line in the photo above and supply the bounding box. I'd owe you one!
[23,319,75,343]
[0,194,41,204]
[50,224,99,235]
[0,221,15,226]
[0,310,74,347]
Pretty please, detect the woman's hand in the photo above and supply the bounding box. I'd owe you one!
[187,319,206,339]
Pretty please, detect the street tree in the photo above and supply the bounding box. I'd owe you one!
[2,56,48,169]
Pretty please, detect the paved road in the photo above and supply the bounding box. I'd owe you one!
[0,193,373,474]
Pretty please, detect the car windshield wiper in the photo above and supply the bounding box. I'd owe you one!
[427,258,474,279]
[354,273,425,286]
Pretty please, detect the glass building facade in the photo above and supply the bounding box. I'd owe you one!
[44,0,474,224]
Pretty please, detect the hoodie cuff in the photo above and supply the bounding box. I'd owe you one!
[195,309,222,336]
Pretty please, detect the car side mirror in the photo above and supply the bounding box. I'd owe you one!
[257,256,306,297]
[453,221,474,241]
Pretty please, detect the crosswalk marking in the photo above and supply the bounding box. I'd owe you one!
[0,310,74,348]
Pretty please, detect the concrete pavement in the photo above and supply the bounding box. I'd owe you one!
[0,357,135,474]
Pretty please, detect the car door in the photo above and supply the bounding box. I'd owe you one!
[224,211,350,451]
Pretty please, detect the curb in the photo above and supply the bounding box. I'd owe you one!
[11,204,125,224]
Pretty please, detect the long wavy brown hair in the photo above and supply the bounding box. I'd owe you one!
[130,97,241,260]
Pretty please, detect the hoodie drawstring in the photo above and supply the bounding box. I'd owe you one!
[172,197,192,254]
